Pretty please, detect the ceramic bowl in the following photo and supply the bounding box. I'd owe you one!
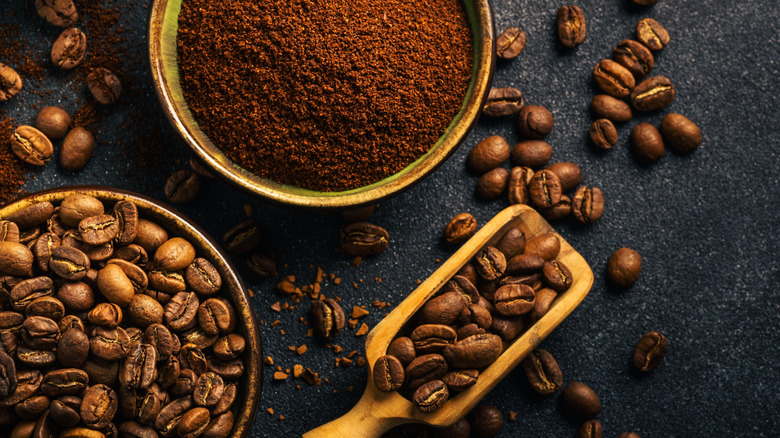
[149,0,495,208]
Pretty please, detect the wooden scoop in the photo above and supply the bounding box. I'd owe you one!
[304,204,594,437]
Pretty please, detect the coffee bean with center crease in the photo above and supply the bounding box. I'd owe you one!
[631,123,665,164]
[442,333,503,369]
[11,125,54,166]
[441,369,479,392]
[51,27,86,70]
[41,369,88,397]
[580,420,603,438]
[459,304,492,330]
[516,105,553,139]
[660,113,702,154]
[482,87,524,117]
[528,169,562,209]
[35,106,71,140]
[0,221,20,243]
[413,380,448,413]
[120,343,157,390]
[590,94,633,122]
[474,247,506,281]
[630,76,675,111]
[165,169,200,204]
[59,127,95,172]
[572,186,604,224]
[543,260,573,291]
[636,18,669,51]
[185,257,222,295]
[0,351,16,397]
[0,241,34,277]
[198,298,231,335]
[411,324,457,354]
[442,275,480,304]
[373,355,405,392]
[496,27,526,59]
[0,63,23,102]
[221,220,261,254]
[612,39,654,79]
[35,0,78,27]
[0,369,42,407]
[192,372,224,407]
[522,348,563,394]
[79,214,118,245]
[178,407,211,438]
[32,232,61,272]
[49,246,90,281]
[593,59,635,98]
[471,404,503,438]
[561,381,601,420]
[203,411,233,438]
[557,5,587,48]
[475,168,508,200]
[15,394,50,420]
[310,297,345,340]
[90,326,130,361]
[494,284,535,316]
[495,227,525,259]
[633,331,668,371]
[21,316,60,350]
[165,292,199,332]
[246,252,277,278]
[468,135,510,173]
[590,119,618,150]
[507,166,534,205]
[155,397,193,437]
[11,277,54,311]
[405,354,448,390]
[80,384,118,429]
[443,213,477,244]
[340,222,390,256]
[87,67,122,104]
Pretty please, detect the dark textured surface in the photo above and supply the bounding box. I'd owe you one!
[2,0,779,437]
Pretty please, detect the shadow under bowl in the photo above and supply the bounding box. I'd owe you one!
[149,0,495,209]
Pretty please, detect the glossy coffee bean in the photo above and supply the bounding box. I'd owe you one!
[87,68,122,104]
[660,113,702,154]
[636,18,670,51]
[11,126,54,166]
[79,214,119,245]
[411,324,457,354]
[511,140,552,168]
[441,334,502,368]
[310,297,345,339]
[631,123,664,164]
[387,337,416,367]
[59,195,103,227]
[57,328,89,367]
[496,27,526,59]
[413,380,448,413]
[0,63,23,102]
[607,247,642,288]
[630,76,675,111]
[590,94,633,122]
[507,166,533,205]
[525,233,560,261]
[542,260,573,291]
[49,246,90,281]
[60,127,95,172]
[528,169,562,209]
[341,221,390,256]
[531,287,558,321]
[165,292,199,331]
[494,284,535,316]
[405,354,448,390]
[203,411,233,438]
[590,119,618,149]
[482,87,524,117]
[15,394,50,420]
[373,355,405,392]
[467,136,510,173]
[579,419,603,438]
[51,27,86,70]
[474,247,506,281]
[96,264,134,306]
[546,162,581,193]
[80,384,119,429]
[443,213,477,244]
[612,39,654,79]
[495,227,525,260]
[475,168,508,200]
[165,169,200,204]
[420,291,466,326]
[177,407,211,438]
[522,348,562,394]
[41,369,88,397]
[593,59,635,98]
[35,106,71,140]
[557,5,587,48]
[633,331,668,371]
[539,195,572,221]
[221,220,260,254]
[561,381,601,420]
[572,186,604,224]
[516,105,553,139]
[0,241,34,277]
[134,219,168,254]
[185,257,222,295]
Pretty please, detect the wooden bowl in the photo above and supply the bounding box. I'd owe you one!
[149,0,495,209]
[0,186,262,438]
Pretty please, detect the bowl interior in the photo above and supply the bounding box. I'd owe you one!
[150,0,495,208]
[0,186,262,438]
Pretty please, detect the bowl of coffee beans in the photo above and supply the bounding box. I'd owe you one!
[0,186,262,437]
[149,0,495,208]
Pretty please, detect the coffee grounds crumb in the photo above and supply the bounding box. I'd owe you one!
[293,364,303,377]
[296,345,307,355]
[357,357,366,367]
[271,320,281,327]
[287,346,296,352]
[273,371,288,380]
[281,302,289,310]
[248,289,254,298]
[301,368,321,385]
[509,411,517,421]
[306,329,313,337]
[334,277,341,285]
[348,319,358,329]
[279,329,285,335]
[243,204,252,217]
[270,302,281,312]
[374,277,382,283]
[334,358,340,367]
[348,351,358,358]
[352,256,362,267]
[347,386,354,392]
[279,415,285,420]
[340,357,353,367]
[352,282,359,290]
[350,306,370,319]
[266,408,274,415]
[356,323,369,336]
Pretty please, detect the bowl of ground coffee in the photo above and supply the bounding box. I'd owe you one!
[0,186,262,437]
[149,0,495,208]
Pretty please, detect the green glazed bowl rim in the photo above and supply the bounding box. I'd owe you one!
[0,186,263,438]
[149,0,495,209]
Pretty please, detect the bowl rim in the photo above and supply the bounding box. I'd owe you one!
[0,185,263,438]
[149,0,496,209]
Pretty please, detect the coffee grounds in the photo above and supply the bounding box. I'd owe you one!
[177,0,473,192]
[0,113,27,205]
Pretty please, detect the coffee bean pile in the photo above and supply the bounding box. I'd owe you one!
[0,193,246,437]
[372,224,575,413]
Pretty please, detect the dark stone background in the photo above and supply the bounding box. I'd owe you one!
[2,0,779,436]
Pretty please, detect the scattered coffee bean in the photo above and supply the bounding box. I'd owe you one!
[310,297,345,340]
[636,18,670,51]
[631,122,665,164]
[35,0,78,27]
[507,166,533,205]
[470,404,503,438]
[11,125,54,166]
[589,119,618,149]
[496,27,526,59]
[516,105,554,139]
[0,63,23,102]
[511,140,552,168]
[561,381,601,420]
[340,222,389,255]
[51,27,86,70]
[630,76,675,111]
[579,419,604,438]
[572,186,604,224]
[475,168,508,200]
[246,252,277,278]
[443,213,477,244]
[633,331,668,371]
[35,106,71,140]
[612,39,654,79]
[528,169,562,209]
[467,136,511,173]
[546,162,582,193]
[606,247,642,288]
[482,87,524,117]
[660,113,702,154]
[222,220,260,254]
[557,5,587,48]
[87,67,122,104]
[590,94,633,122]
[165,169,201,203]
[593,59,635,98]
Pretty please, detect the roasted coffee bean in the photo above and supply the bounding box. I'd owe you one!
[539,195,571,221]
[542,260,573,291]
[32,232,61,272]
[0,310,24,332]
[590,119,618,149]
[203,411,233,438]
[373,355,405,392]
[612,39,654,79]
[154,397,193,437]
[430,418,470,438]
[442,275,480,305]
[631,123,664,164]
[495,227,525,260]
[0,369,42,407]
[41,369,88,397]
[107,259,148,292]
[51,27,86,70]
[46,208,70,236]
[59,195,103,227]
[483,87,524,117]
[142,323,174,361]
[557,5,587,48]
[471,404,503,438]
[11,276,54,310]
[387,337,416,367]
[405,354,448,390]
[590,94,633,122]
[79,214,119,246]
[310,297,345,340]
[120,343,157,390]
[442,334,502,369]
[420,292,466,326]
[177,407,210,438]
[164,170,200,204]
[197,298,233,336]
[634,331,668,371]
[96,264,135,306]
[636,18,669,51]
[11,421,37,437]
[192,372,224,407]
[507,166,533,205]
[528,169,562,209]
[183,258,221,296]
[221,220,260,254]
[660,113,702,154]
[0,350,16,397]
[211,384,236,416]
[180,327,217,351]
[474,247,506,281]
[21,316,60,350]
[511,140,552,168]
[87,68,121,104]
[516,105,553,139]
[561,381,601,420]
[155,238,196,272]
[340,222,390,256]
[0,331,17,357]
[459,304,492,330]
[630,76,675,111]
[11,125,54,166]
[32,408,55,437]
[413,380,448,413]
[82,358,119,387]
[58,427,109,438]
[134,219,168,254]
[49,246,90,281]
[411,324,457,354]
[207,358,243,381]
[443,213,477,244]
[441,369,479,392]
[0,63,23,102]
[35,106,71,140]
[171,369,198,397]
[118,421,158,438]
[607,247,642,288]
[80,384,119,429]
[475,168,508,200]
[496,27,526,59]
[35,0,78,27]
[0,221,20,242]
[8,201,55,230]
[148,269,186,294]
[522,348,563,394]
[246,252,277,278]
[57,281,94,311]
[15,394,50,420]
[90,326,130,361]
[157,356,180,390]
[579,420,603,438]
[572,186,605,224]
[59,127,95,172]
[0,242,34,278]
[20,227,41,244]
[468,135,510,173]
[457,263,479,288]
[593,59,635,98]
[494,284,535,316]
[126,294,164,328]
[530,287,557,321]
[136,384,167,425]
[57,327,89,367]
[165,292,199,332]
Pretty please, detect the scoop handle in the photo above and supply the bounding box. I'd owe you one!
[303,400,404,438]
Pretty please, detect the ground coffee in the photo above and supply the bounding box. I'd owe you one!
[177,0,473,191]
